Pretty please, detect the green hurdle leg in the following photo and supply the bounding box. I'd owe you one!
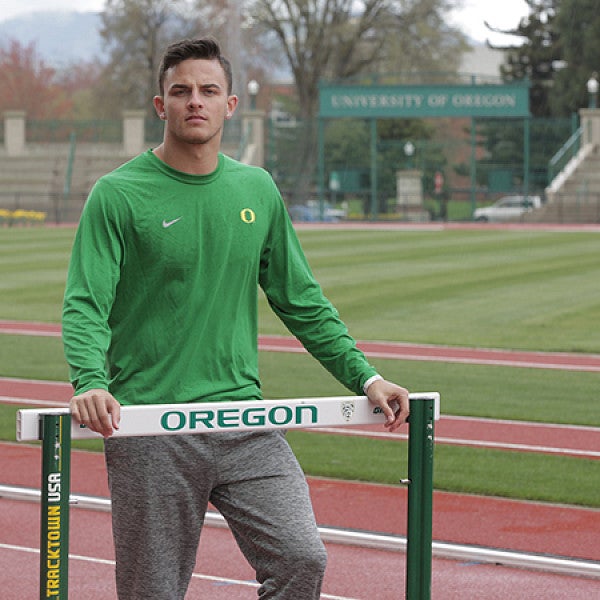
[40,412,71,600]
[405,395,435,600]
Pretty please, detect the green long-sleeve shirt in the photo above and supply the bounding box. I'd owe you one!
[62,150,377,405]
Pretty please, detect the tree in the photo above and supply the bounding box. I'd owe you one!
[186,1,289,105]
[251,0,465,120]
[487,0,560,118]
[248,0,467,202]
[489,0,600,117]
[56,62,104,120]
[551,0,600,115]
[373,0,469,81]
[475,0,600,195]
[96,0,200,117]
[0,39,73,119]
[96,0,266,117]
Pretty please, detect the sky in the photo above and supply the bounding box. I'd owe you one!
[0,0,530,45]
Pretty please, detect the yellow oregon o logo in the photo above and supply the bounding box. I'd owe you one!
[240,208,256,223]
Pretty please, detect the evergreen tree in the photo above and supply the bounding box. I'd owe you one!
[551,0,600,115]
[488,0,560,118]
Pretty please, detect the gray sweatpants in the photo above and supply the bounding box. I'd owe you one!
[104,430,327,599]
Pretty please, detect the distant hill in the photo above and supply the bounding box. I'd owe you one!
[0,11,104,68]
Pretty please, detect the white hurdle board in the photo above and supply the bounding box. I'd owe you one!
[17,393,440,441]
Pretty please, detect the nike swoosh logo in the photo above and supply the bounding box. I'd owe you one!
[162,217,182,228]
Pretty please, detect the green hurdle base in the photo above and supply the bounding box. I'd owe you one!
[405,396,435,600]
[40,413,71,600]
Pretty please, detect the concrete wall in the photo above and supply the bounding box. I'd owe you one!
[0,109,265,223]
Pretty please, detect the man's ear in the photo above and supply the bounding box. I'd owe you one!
[153,95,166,119]
[225,94,239,120]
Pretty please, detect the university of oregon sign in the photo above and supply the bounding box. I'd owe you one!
[319,83,530,119]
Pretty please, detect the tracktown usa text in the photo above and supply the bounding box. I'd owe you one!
[46,473,63,597]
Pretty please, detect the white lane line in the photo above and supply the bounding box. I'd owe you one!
[257,344,600,372]
[0,328,61,337]
[432,436,600,458]
[3,320,600,371]
[442,414,600,432]
[0,375,71,385]
[0,395,69,407]
[313,428,600,459]
[0,542,359,599]
[358,352,600,372]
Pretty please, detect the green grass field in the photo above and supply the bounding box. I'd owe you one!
[1,225,599,507]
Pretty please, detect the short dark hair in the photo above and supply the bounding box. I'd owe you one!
[157,38,233,96]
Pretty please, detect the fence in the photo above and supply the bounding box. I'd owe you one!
[267,115,577,221]
[1,110,598,224]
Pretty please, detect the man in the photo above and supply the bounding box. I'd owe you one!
[63,38,409,599]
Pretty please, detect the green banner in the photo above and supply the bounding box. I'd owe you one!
[319,83,530,118]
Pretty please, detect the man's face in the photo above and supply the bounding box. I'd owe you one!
[154,58,238,147]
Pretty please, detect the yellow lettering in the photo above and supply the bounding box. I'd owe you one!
[46,503,62,597]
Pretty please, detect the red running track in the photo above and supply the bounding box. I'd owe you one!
[2,398,600,597]
[2,319,600,596]
[2,443,600,599]
[3,319,600,372]
[4,495,600,600]
[3,319,600,458]
[2,378,600,563]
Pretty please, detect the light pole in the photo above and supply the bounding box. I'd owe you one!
[247,79,259,109]
[245,80,263,166]
[587,73,598,109]
[404,141,415,169]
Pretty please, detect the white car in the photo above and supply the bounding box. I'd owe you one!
[473,195,542,222]
[289,200,348,222]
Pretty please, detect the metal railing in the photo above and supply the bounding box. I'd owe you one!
[548,127,582,185]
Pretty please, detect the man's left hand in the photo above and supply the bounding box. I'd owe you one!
[366,379,410,432]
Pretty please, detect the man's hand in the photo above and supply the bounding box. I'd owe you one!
[70,388,121,438]
[366,379,410,432]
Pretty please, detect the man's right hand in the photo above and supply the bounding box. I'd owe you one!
[70,388,121,438]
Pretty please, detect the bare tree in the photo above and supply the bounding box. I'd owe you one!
[248,0,467,201]
[251,0,380,120]
[96,0,198,117]
[377,0,469,81]
[96,0,266,117]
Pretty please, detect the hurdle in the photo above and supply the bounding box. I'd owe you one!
[16,393,440,600]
